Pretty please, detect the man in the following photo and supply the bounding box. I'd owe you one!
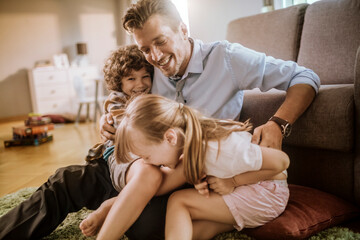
[0,0,319,239]
[97,0,319,239]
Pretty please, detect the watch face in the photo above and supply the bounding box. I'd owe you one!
[282,123,292,138]
[269,116,292,138]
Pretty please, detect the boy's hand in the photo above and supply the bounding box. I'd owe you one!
[207,176,235,195]
[100,113,116,141]
[194,174,209,198]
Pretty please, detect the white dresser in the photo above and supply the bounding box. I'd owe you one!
[28,66,102,116]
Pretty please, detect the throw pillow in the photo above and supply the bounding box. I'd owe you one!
[243,184,360,239]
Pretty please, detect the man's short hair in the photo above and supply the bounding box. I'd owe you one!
[122,0,183,34]
[103,44,154,92]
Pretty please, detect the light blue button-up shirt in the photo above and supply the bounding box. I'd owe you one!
[151,39,320,120]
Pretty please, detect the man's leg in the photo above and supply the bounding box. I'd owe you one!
[0,158,118,240]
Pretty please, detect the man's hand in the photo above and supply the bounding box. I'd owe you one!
[99,113,116,142]
[194,174,210,198]
[251,121,283,149]
[207,176,234,195]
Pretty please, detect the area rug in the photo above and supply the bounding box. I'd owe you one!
[1,187,359,240]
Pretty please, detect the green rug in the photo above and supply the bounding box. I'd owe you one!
[1,188,359,240]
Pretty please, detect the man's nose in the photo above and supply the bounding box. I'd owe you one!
[150,47,162,61]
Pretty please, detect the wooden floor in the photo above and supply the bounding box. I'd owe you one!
[0,120,101,197]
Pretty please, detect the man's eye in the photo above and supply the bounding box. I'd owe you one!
[142,49,150,54]
[157,40,166,45]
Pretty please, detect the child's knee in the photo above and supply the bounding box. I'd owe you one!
[167,190,189,208]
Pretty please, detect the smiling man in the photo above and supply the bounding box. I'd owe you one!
[97,0,320,239]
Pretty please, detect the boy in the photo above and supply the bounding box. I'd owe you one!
[85,44,153,162]
[80,44,155,236]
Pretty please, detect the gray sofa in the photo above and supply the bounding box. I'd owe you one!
[226,0,360,238]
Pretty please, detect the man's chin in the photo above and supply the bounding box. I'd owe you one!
[159,67,177,78]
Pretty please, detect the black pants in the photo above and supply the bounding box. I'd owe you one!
[0,158,169,240]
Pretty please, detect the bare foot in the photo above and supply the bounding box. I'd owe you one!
[79,210,106,236]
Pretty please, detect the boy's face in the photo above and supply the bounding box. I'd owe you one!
[133,14,191,78]
[121,67,152,96]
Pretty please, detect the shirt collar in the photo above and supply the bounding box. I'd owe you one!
[168,38,204,84]
[186,38,203,75]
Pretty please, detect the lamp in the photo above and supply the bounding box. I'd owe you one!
[74,42,89,67]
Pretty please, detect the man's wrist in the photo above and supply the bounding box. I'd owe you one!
[268,116,292,138]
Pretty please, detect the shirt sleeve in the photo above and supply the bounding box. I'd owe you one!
[204,131,262,178]
[103,91,128,128]
[226,42,320,94]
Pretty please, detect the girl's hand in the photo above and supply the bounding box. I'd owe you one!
[194,174,209,198]
[207,176,235,195]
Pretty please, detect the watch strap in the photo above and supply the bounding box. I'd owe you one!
[269,116,292,138]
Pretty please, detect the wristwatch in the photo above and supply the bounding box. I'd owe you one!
[269,116,292,138]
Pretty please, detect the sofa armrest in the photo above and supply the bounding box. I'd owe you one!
[239,85,354,152]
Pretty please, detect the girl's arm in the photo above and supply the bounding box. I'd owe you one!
[207,146,290,195]
[231,146,289,185]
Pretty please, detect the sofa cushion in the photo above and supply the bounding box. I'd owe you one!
[297,0,360,84]
[226,4,308,61]
[243,184,360,240]
[286,84,354,152]
[239,84,354,152]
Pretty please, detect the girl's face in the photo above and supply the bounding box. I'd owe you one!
[129,126,182,169]
[121,67,152,96]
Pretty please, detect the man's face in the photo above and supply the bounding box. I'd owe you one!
[133,15,191,78]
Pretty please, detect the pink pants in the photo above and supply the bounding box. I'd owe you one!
[222,180,289,231]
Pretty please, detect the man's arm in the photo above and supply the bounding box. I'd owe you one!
[251,84,316,149]
[99,91,128,142]
[99,113,116,141]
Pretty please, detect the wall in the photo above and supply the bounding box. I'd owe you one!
[0,0,122,119]
[0,0,262,119]
[188,0,262,43]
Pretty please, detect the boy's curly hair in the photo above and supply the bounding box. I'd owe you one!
[103,44,154,92]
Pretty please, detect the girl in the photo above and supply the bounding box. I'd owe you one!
[115,94,290,240]
[80,45,186,239]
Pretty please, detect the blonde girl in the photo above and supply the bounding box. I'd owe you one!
[115,94,290,240]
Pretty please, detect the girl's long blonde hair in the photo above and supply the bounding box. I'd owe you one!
[115,94,252,184]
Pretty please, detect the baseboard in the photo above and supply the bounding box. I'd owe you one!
[0,115,28,123]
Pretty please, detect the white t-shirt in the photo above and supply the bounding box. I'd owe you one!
[204,131,262,178]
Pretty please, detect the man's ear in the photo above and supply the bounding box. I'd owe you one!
[180,22,188,40]
[164,128,178,146]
